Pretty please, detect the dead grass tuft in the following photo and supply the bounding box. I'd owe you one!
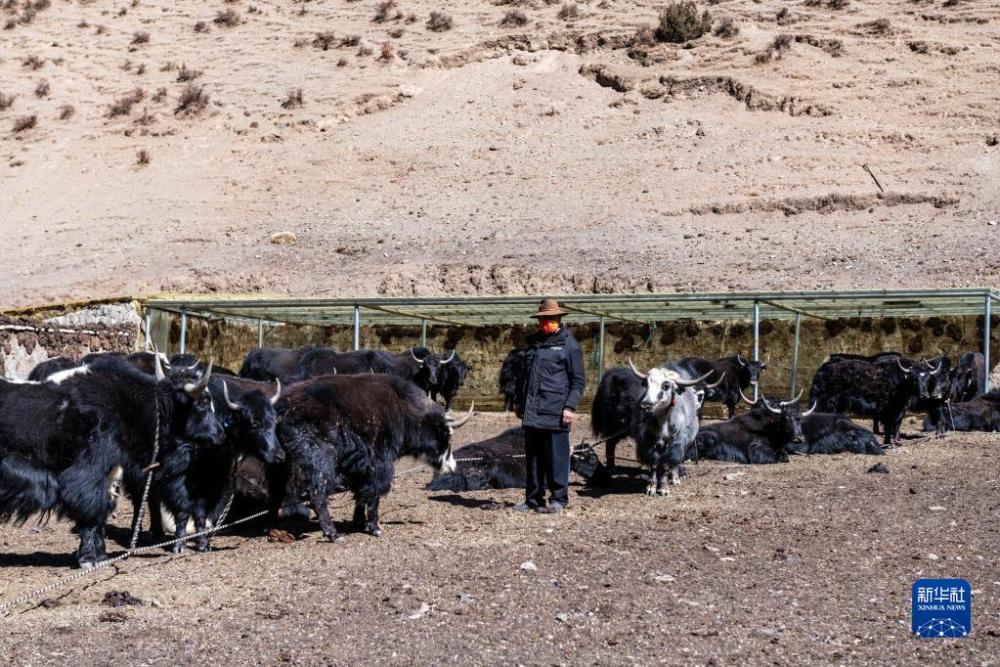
[214,8,240,27]
[556,3,578,20]
[313,31,336,50]
[756,33,793,63]
[713,16,738,38]
[22,54,44,70]
[176,64,202,82]
[281,88,304,109]
[500,9,528,27]
[12,114,36,133]
[136,149,150,166]
[426,10,452,31]
[33,80,49,98]
[194,20,208,32]
[131,30,150,46]
[377,41,395,61]
[373,0,401,23]
[57,104,74,120]
[175,83,209,115]
[107,88,146,117]
[0,92,14,110]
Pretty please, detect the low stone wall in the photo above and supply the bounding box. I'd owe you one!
[0,303,142,380]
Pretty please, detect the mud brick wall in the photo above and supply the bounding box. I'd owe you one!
[174,313,1000,416]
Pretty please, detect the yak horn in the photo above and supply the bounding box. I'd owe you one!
[896,358,912,374]
[927,360,942,375]
[628,359,647,380]
[446,402,475,429]
[704,372,726,390]
[410,348,425,365]
[761,397,782,415]
[676,370,713,387]
[762,354,770,369]
[222,381,239,410]
[270,379,282,406]
[184,359,213,397]
[441,350,456,364]
[780,389,804,406]
[153,348,167,382]
[802,401,817,417]
[738,386,756,406]
[737,354,747,366]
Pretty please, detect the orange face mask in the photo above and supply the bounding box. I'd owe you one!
[540,319,560,335]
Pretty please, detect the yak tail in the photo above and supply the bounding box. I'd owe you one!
[0,457,60,525]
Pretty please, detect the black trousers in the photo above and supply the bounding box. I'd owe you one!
[523,426,570,507]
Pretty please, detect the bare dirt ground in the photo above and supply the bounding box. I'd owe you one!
[1,0,1000,307]
[0,412,998,664]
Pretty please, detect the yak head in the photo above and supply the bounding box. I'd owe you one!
[743,388,814,446]
[219,379,284,464]
[416,402,474,473]
[950,363,976,401]
[736,353,767,387]
[410,348,453,389]
[629,360,722,414]
[896,358,942,400]
[155,354,225,448]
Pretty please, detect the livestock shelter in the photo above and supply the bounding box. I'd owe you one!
[145,288,1000,397]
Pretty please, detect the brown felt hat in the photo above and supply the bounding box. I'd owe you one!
[530,298,568,319]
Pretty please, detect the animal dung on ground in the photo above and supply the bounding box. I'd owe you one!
[866,462,889,474]
[102,590,144,608]
[270,231,297,245]
[519,560,537,571]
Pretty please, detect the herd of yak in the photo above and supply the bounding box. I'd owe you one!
[0,341,996,569]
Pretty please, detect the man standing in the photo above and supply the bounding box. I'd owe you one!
[514,298,586,514]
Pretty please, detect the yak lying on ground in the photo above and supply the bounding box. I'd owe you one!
[923,391,1000,433]
[950,352,985,403]
[808,355,940,445]
[693,389,813,464]
[743,394,883,456]
[270,374,471,542]
[150,373,283,552]
[627,361,714,495]
[499,349,527,412]
[427,426,611,491]
[0,354,221,568]
[676,354,765,418]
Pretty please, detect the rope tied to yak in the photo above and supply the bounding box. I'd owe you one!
[127,400,161,552]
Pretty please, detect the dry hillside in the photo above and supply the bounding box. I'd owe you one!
[1,0,999,307]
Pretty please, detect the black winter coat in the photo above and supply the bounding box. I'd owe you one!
[518,327,586,431]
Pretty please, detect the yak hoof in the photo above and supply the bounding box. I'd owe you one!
[79,560,97,571]
[657,487,670,496]
[195,540,210,553]
[324,532,343,543]
[645,486,657,496]
[171,542,186,554]
[368,526,383,537]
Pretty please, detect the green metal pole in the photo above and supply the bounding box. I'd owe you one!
[752,300,760,402]
[598,316,606,381]
[421,319,427,348]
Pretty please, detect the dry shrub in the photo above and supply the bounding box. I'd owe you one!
[57,104,74,120]
[194,20,208,32]
[313,31,336,49]
[336,57,349,67]
[0,92,14,110]
[135,107,155,125]
[22,54,43,70]
[131,30,150,45]
[373,0,401,23]
[176,64,202,82]
[214,8,240,26]
[713,16,738,37]
[404,12,416,23]
[656,1,712,43]
[281,88,304,109]
[859,18,892,34]
[828,0,848,8]
[340,34,361,46]
[33,80,49,97]
[12,114,36,133]
[388,27,403,38]
[633,24,655,46]
[151,86,167,102]
[756,33,792,63]
[107,88,146,117]
[426,10,452,31]
[500,9,528,26]
[175,84,209,115]
[556,3,578,20]
[357,43,373,56]
[136,149,150,166]
[377,41,395,61]
[95,24,107,34]
[136,63,146,75]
